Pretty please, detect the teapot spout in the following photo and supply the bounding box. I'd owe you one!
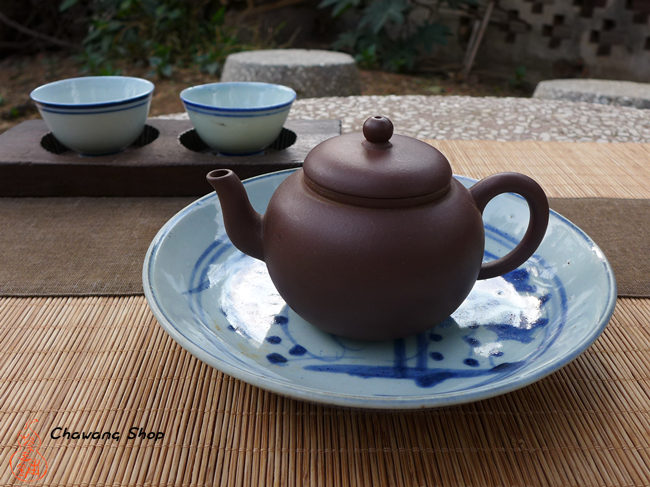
[206,169,264,261]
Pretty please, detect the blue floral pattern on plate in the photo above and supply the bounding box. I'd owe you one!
[143,170,616,409]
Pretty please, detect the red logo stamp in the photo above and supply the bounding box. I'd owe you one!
[9,419,48,482]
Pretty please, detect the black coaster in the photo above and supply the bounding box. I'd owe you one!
[40,124,160,155]
[179,127,297,154]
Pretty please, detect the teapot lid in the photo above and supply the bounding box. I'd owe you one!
[303,116,452,207]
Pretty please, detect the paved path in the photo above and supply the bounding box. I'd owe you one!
[163,95,650,143]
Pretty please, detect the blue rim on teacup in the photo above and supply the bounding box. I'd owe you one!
[30,76,154,111]
[180,82,296,116]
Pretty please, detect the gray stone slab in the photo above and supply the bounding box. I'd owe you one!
[161,95,650,143]
[533,79,650,109]
[221,49,361,98]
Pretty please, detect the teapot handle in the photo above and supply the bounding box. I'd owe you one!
[470,172,549,280]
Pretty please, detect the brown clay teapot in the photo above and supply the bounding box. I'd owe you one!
[207,116,549,340]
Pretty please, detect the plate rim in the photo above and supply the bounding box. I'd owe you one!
[142,169,617,409]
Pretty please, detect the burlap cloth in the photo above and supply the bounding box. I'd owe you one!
[0,197,193,296]
[0,195,646,297]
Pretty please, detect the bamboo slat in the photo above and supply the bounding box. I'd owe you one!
[0,296,648,486]
[430,140,650,199]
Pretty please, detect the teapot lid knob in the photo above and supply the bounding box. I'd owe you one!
[363,116,393,144]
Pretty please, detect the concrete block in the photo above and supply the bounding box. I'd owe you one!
[533,78,650,109]
[221,49,361,98]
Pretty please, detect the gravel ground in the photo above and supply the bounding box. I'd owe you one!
[164,95,650,143]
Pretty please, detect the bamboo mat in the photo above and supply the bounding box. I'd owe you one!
[436,140,649,199]
[0,140,649,486]
[0,296,648,486]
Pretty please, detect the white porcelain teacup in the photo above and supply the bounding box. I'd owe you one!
[180,82,296,155]
[30,76,154,155]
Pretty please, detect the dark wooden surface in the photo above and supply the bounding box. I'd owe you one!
[0,118,340,196]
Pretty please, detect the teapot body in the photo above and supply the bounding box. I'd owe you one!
[207,116,549,341]
[262,171,485,340]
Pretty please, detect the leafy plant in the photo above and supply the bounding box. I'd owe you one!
[509,65,527,90]
[59,0,254,77]
[320,0,477,72]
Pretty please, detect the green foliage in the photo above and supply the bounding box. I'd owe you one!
[318,0,361,17]
[320,0,477,72]
[508,65,530,93]
[59,0,79,11]
[8,107,21,119]
[60,0,252,77]
[359,0,408,34]
[510,65,527,87]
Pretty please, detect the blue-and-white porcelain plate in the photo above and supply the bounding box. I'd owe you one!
[143,170,616,409]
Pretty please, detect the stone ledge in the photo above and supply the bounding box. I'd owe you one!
[533,79,650,109]
[221,49,361,98]
[162,95,650,143]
